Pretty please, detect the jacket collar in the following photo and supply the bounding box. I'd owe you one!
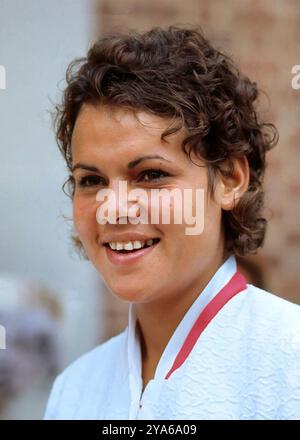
[126,254,238,383]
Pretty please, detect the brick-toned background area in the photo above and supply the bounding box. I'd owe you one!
[91,0,300,340]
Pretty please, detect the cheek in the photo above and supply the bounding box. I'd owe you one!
[158,197,219,262]
[73,197,97,239]
[204,199,222,235]
[147,189,184,225]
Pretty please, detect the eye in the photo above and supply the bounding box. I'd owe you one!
[138,169,170,182]
[77,175,104,187]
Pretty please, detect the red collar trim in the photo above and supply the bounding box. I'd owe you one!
[165,271,247,379]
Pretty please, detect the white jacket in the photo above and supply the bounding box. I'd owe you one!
[44,255,300,420]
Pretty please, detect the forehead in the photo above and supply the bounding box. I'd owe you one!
[71,103,188,161]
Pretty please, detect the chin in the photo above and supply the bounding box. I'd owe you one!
[106,279,153,303]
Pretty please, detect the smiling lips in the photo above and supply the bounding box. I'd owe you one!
[105,238,160,252]
[103,238,160,265]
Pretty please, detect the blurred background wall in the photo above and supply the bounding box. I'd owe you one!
[0,0,104,419]
[0,0,299,420]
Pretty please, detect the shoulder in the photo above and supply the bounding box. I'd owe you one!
[240,285,300,417]
[60,329,126,378]
[216,282,300,350]
[43,329,127,419]
[245,283,300,328]
[227,283,300,353]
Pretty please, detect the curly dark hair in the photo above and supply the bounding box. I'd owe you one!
[54,24,278,257]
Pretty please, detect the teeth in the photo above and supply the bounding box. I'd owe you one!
[107,239,156,251]
[124,242,134,250]
[133,240,144,250]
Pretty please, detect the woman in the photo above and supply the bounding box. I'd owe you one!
[44,25,300,420]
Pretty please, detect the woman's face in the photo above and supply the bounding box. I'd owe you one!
[71,103,227,304]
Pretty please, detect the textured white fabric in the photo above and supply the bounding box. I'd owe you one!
[44,255,300,420]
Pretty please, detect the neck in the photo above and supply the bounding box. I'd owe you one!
[134,248,231,369]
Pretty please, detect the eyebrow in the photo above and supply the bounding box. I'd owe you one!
[71,163,100,173]
[127,154,171,169]
[71,154,171,173]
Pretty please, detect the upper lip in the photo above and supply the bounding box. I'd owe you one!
[100,232,160,245]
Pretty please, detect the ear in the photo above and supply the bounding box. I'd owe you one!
[219,156,250,211]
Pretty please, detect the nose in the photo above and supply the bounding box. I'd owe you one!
[113,180,136,224]
[96,179,140,225]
